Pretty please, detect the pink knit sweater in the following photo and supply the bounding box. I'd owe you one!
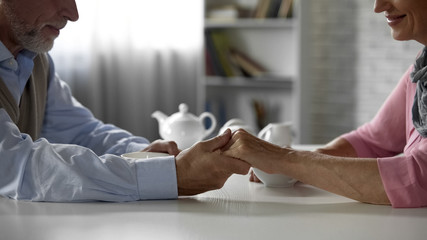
[342,65,427,208]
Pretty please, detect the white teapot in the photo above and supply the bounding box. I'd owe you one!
[151,103,217,149]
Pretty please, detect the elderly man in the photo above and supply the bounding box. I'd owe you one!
[0,0,249,202]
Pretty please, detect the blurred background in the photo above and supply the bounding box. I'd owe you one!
[50,0,204,142]
[50,0,422,144]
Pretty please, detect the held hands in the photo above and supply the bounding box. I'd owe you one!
[175,129,250,196]
[143,129,273,195]
[222,129,289,175]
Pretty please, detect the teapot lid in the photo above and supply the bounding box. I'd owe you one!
[169,103,198,122]
[179,103,189,114]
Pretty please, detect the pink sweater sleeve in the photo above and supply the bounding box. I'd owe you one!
[342,66,427,208]
[342,67,408,158]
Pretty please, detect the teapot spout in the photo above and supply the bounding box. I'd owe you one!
[151,111,168,124]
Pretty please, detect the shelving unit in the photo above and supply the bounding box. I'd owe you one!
[205,18,296,29]
[205,76,293,89]
[201,0,301,139]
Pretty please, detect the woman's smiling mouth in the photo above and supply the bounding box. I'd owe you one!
[386,14,407,26]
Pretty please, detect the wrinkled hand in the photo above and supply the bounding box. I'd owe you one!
[176,129,251,196]
[222,129,288,174]
[142,139,180,156]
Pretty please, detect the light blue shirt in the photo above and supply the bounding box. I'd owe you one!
[0,42,178,202]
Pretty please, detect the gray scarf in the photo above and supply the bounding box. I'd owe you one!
[411,47,427,137]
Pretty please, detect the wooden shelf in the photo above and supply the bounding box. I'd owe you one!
[205,18,295,29]
[205,76,293,89]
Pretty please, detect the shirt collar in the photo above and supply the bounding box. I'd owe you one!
[0,41,38,72]
[0,41,14,62]
[0,40,38,62]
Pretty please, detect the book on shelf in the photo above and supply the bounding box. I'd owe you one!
[206,4,239,20]
[204,31,225,76]
[204,48,214,76]
[229,48,268,78]
[267,0,282,18]
[253,0,293,19]
[205,30,268,78]
[205,4,254,20]
[278,0,293,18]
[254,0,271,19]
[252,99,267,131]
[205,99,227,131]
[205,30,243,77]
[209,31,237,77]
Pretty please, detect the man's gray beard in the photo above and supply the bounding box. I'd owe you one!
[13,24,54,53]
[3,3,55,53]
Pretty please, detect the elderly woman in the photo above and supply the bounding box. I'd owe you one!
[223,0,427,208]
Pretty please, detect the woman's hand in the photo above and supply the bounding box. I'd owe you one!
[249,169,262,183]
[222,129,390,205]
[222,129,288,174]
[142,139,180,156]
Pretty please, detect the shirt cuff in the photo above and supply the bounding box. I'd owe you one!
[135,155,178,200]
[341,130,376,158]
[377,155,424,208]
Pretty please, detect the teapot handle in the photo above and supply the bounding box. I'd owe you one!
[257,123,273,139]
[199,112,217,139]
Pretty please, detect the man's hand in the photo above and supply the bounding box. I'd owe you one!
[176,129,250,196]
[142,140,180,156]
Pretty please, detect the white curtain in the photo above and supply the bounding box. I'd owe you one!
[50,0,204,141]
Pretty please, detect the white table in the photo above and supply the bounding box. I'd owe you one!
[1,172,426,240]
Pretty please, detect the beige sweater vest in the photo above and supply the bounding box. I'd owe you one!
[0,53,49,140]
